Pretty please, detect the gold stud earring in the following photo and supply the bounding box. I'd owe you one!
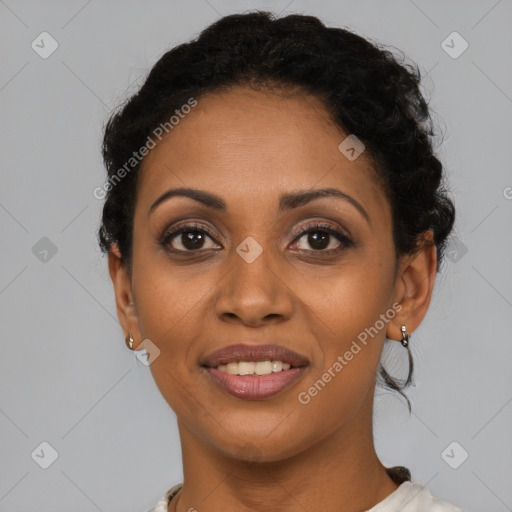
[125,333,134,350]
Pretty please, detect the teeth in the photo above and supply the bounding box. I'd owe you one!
[238,361,254,375]
[271,361,282,372]
[255,361,272,375]
[216,360,292,376]
[225,362,239,375]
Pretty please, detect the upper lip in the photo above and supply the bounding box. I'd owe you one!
[201,344,309,368]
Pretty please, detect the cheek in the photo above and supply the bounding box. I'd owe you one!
[294,278,395,434]
[131,225,211,337]
[132,267,208,355]
[303,250,396,385]
[305,250,394,335]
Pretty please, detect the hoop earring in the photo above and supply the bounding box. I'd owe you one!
[125,333,134,350]
[400,325,410,348]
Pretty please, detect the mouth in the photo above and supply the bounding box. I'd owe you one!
[200,344,309,400]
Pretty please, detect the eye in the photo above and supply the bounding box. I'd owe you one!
[159,221,353,255]
[291,222,352,253]
[160,223,220,252]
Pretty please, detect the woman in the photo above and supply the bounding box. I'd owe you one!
[98,11,463,512]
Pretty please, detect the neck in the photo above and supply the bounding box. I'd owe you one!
[173,413,398,512]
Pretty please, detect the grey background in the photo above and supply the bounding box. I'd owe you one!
[1,0,511,511]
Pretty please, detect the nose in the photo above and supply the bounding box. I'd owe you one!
[214,241,294,327]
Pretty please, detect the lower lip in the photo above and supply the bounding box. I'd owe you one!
[203,366,307,400]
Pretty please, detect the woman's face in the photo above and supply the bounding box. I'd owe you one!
[116,86,405,461]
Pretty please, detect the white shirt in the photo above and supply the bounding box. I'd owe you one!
[144,480,464,511]
[365,481,464,511]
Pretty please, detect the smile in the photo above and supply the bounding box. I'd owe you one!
[216,360,291,375]
[201,343,309,400]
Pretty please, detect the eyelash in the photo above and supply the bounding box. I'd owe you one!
[159,221,353,254]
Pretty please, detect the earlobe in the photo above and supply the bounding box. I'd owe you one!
[387,231,437,340]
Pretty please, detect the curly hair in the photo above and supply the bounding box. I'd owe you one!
[97,11,455,412]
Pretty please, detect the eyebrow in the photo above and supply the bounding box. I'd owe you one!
[148,186,370,224]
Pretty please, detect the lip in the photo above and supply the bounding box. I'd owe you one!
[204,366,307,400]
[200,343,309,368]
[201,343,309,400]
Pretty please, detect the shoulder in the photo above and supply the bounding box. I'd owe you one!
[367,481,464,512]
[143,483,182,512]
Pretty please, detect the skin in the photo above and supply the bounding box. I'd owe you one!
[108,85,437,512]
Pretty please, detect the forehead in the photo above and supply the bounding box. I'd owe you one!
[136,86,388,219]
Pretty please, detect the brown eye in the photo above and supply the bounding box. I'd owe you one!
[296,230,340,251]
[161,224,220,252]
[291,222,353,253]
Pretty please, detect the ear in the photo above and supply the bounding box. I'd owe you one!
[108,243,142,349]
[386,230,438,341]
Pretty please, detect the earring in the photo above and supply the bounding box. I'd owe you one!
[400,325,410,348]
[125,333,134,350]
